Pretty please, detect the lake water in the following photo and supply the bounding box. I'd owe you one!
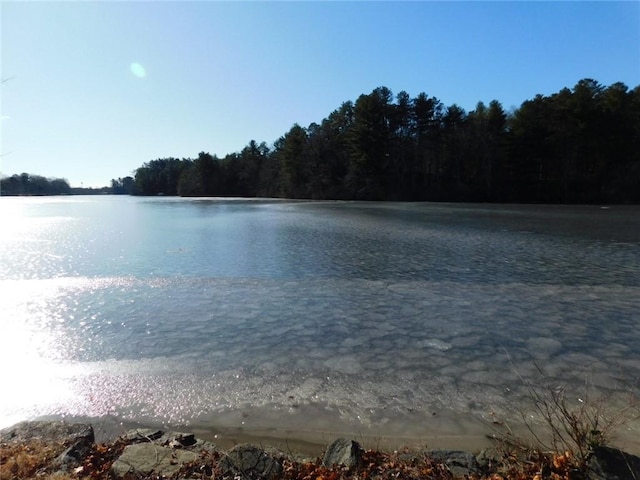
[1,196,639,450]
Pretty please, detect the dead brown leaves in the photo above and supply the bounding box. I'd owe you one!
[279,449,457,480]
[0,439,66,479]
[0,437,587,480]
[487,449,580,480]
[73,439,129,479]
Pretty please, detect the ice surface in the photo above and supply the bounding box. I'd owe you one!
[2,275,639,439]
[1,199,639,443]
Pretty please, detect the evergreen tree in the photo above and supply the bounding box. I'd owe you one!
[124,78,639,203]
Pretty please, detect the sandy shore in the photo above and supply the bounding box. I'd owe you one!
[53,413,640,457]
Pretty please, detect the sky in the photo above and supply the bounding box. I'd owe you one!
[1,1,639,188]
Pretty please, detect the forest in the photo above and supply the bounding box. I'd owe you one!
[120,79,640,203]
[0,173,71,196]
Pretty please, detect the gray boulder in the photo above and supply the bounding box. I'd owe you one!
[588,446,640,480]
[427,450,481,477]
[219,444,283,480]
[111,443,199,478]
[110,428,218,478]
[123,429,207,449]
[0,421,96,474]
[475,447,502,473]
[1,421,95,472]
[0,420,94,446]
[53,436,95,471]
[322,438,363,468]
[123,428,164,442]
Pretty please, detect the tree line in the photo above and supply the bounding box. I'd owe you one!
[129,78,638,203]
[0,173,71,196]
[0,174,139,196]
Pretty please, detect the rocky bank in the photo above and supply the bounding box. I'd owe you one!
[1,420,639,479]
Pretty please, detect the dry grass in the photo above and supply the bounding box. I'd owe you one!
[487,362,640,475]
[0,439,69,479]
[0,436,129,480]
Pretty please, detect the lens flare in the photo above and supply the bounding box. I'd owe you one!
[130,62,146,78]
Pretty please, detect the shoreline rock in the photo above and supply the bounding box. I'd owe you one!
[1,420,639,479]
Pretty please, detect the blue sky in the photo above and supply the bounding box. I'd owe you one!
[2,1,639,188]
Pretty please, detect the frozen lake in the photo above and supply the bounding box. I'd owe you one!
[1,197,639,450]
